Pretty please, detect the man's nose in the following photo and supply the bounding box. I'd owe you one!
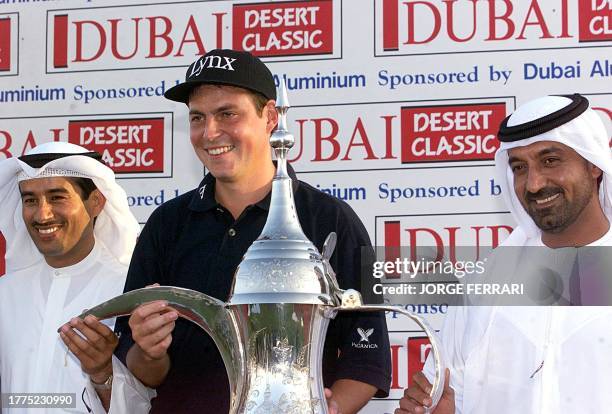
[203,117,221,141]
[34,199,54,222]
[525,167,548,194]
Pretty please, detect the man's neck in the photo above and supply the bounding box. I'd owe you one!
[214,162,276,220]
[541,201,610,248]
[45,238,96,269]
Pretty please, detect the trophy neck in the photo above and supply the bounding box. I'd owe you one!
[257,155,310,243]
[228,81,332,306]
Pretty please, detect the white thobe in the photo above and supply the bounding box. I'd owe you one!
[0,241,154,413]
[424,229,612,413]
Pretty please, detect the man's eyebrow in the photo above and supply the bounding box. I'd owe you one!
[213,104,238,113]
[508,146,563,165]
[189,105,238,116]
[537,147,562,157]
[20,188,70,197]
[508,156,521,165]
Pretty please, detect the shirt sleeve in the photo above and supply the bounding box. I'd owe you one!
[84,355,156,414]
[325,206,392,397]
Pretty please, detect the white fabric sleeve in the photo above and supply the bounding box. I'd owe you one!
[422,305,467,414]
[84,355,156,414]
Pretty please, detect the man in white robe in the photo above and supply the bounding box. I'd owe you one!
[396,94,612,414]
[0,142,153,413]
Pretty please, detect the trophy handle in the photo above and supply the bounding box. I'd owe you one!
[330,291,447,414]
[75,286,246,413]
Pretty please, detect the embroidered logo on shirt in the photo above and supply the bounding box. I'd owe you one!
[352,327,378,349]
[199,184,206,199]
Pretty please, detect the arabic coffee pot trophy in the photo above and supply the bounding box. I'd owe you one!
[75,81,447,413]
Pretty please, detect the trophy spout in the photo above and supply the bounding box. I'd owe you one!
[75,286,246,413]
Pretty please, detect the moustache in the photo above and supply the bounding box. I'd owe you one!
[32,221,62,228]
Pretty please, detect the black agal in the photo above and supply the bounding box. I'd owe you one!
[18,151,103,168]
[498,94,589,143]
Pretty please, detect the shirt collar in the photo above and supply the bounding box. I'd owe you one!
[188,173,217,212]
[188,162,300,213]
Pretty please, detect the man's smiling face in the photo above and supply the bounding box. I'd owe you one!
[187,84,277,185]
[19,177,104,267]
[508,140,601,233]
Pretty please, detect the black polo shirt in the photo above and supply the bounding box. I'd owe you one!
[115,165,391,413]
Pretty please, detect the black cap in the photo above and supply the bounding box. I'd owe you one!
[164,49,276,104]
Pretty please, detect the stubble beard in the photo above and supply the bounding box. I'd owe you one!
[526,178,594,234]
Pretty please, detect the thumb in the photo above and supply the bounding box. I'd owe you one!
[324,388,333,400]
[444,368,451,390]
[442,368,454,398]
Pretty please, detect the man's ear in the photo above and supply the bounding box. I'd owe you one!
[589,163,603,180]
[87,189,106,218]
[588,162,604,190]
[265,100,278,134]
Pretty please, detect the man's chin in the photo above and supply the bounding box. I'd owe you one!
[210,169,240,183]
[30,237,63,257]
[534,216,567,234]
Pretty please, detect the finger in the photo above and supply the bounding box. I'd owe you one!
[442,368,455,400]
[60,330,88,361]
[395,407,422,414]
[412,371,433,394]
[68,318,104,349]
[60,330,107,377]
[327,399,339,414]
[134,320,176,351]
[60,326,99,362]
[129,301,171,324]
[70,317,118,355]
[83,315,115,338]
[82,316,119,352]
[133,310,178,339]
[443,368,451,391]
[405,386,431,408]
[399,395,427,413]
[145,283,160,288]
[324,388,333,399]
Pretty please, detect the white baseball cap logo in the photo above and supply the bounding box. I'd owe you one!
[190,55,237,77]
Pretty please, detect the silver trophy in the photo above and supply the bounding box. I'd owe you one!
[76,81,446,413]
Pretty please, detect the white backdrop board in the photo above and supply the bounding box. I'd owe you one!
[0,1,610,412]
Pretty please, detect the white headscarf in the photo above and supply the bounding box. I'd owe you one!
[0,142,140,271]
[494,95,612,245]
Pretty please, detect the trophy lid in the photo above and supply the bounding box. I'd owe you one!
[227,80,333,305]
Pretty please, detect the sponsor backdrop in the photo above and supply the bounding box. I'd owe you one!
[0,0,610,411]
